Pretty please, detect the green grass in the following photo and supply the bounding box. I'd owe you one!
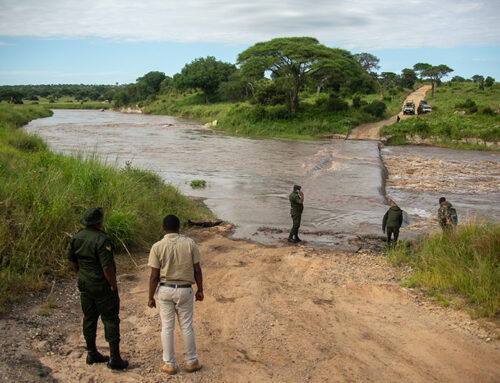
[381,82,500,147]
[145,88,412,139]
[190,179,207,188]
[386,221,500,317]
[0,103,213,308]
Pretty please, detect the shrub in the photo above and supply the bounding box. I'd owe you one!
[363,100,386,117]
[190,179,206,188]
[326,94,348,112]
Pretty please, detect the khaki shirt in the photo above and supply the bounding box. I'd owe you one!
[148,233,201,284]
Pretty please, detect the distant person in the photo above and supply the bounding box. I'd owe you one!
[438,197,458,231]
[288,184,304,243]
[148,214,204,375]
[67,208,129,370]
[382,200,403,245]
[396,115,401,123]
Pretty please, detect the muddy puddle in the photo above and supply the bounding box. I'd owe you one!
[24,110,499,248]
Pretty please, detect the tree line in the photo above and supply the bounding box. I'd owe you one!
[1,37,495,116]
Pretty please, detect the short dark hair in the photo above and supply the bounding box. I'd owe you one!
[163,214,180,231]
[439,197,446,204]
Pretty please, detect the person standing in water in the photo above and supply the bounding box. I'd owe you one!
[288,185,304,243]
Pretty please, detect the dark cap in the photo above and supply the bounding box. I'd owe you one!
[80,207,104,226]
[293,184,301,190]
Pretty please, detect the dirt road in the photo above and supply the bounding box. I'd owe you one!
[3,225,495,382]
[348,85,432,140]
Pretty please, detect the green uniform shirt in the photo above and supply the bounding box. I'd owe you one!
[382,206,403,230]
[67,227,115,286]
[289,191,304,216]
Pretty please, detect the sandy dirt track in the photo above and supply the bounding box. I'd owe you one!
[21,226,498,382]
[348,85,432,140]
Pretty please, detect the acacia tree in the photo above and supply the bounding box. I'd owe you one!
[413,62,432,80]
[422,65,453,97]
[237,37,359,115]
[174,56,236,103]
[353,53,384,99]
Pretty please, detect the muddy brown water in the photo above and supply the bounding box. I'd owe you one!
[24,110,500,248]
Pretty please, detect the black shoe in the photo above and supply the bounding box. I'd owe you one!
[294,235,302,242]
[86,350,109,365]
[107,357,129,370]
[107,342,129,370]
[288,236,298,243]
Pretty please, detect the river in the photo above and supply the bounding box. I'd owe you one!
[24,110,500,248]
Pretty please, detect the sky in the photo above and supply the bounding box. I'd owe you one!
[0,0,499,85]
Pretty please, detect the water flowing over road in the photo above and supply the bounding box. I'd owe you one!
[25,109,500,247]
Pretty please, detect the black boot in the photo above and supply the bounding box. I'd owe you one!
[86,339,109,365]
[294,234,302,242]
[107,342,129,370]
[288,234,298,243]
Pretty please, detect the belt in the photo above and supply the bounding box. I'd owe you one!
[159,283,192,288]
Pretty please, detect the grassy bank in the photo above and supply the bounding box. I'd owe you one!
[387,222,500,317]
[0,103,212,308]
[145,89,411,139]
[381,82,500,148]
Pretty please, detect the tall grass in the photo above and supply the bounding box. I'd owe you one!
[0,103,213,307]
[387,222,500,317]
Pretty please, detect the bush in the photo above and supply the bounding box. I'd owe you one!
[480,106,495,116]
[190,179,206,188]
[326,94,348,112]
[455,98,476,109]
[363,100,386,117]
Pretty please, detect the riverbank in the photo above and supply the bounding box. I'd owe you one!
[0,104,213,308]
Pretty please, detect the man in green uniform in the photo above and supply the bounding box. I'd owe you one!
[288,184,304,243]
[438,197,457,232]
[67,208,129,370]
[382,200,403,245]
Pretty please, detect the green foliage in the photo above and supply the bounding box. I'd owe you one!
[190,179,207,188]
[253,79,287,106]
[0,104,213,307]
[363,100,387,117]
[400,68,417,88]
[174,56,236,103]
[325,94,348,112]
[238,37,361,115]
[485,76,495,87]
[387,222,500,317]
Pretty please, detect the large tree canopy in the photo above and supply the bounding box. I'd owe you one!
[422,64,453,97]
[237,37,359,115]
[174,56,236,103]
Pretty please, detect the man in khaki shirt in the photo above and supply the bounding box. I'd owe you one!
[148,215,204,375]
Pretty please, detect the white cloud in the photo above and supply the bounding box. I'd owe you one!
[0,0,499,49]
[0,41,14,46]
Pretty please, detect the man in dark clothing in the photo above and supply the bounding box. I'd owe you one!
[438,197,457,232]
[382,201,403,245]
[67,208,128,370]
[288,184,304,243]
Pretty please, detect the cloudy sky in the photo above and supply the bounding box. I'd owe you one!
[0,0,499,84]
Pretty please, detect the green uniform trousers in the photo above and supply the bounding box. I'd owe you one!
[79,284,120,344]
[386,227,400,243]
[290,213,302,236]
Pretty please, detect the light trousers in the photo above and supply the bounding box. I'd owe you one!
[157,285,198,366]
